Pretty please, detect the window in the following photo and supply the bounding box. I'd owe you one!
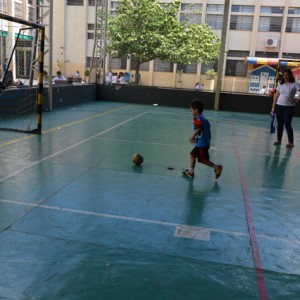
[88,24,94,31]
[225,60,247,77]
[230,16,253,30]
[67,0,84,6]
[180,3,202,24]
[109,56,127,70]
[14,2,23,18]
[286,17,300,32]
[177,63,197,74]
[0,0,8,13]
[288,8,300,15]
[87,32,94,39]
[227,51,250,57]
[260,6,284,14]
[154,59,174,72]
[28,7,35,21]
[206,15,223,30]
[206,5,224,13]
[282,53,300,60]
[231,5,254,13]
[88,0,95,6]
[130,56,149,71]
[255,52,279,58]
[258,17,282,32]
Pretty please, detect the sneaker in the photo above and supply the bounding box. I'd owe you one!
[214,166,223,179]
[182,169,194,178]
[273,141,281,146]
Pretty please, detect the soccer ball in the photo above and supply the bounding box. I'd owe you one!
[132,153,144,166]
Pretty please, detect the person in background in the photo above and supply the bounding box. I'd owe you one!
[195,82,204,91]
[111,72,118,84]
[52,71,67,84]
[271,69,300,148]
[106,69,113,85]
[259,85,267,95]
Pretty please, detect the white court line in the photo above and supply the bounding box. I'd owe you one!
[0,112,147,183]
[1,198,300,245]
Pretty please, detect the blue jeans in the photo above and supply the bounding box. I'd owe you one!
[275,104,295,144]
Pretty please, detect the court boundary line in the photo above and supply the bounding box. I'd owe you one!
[1,198,300,246]
[0,112,146,183]
[232,123,268,300]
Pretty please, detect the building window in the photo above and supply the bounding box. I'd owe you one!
[201,62,218,75]
[14,2,23,18]
[206,5,224,13]
[286,17,300,32]
[130,56,149,71]
[67,0,84,6]
[230,16,253,30]
[177,62,197,74]
[231,5,254,13]
[180,3,202,24]
[0,0,8,14]
[227,51,250,57]
[87,32,94,39]
[109,56,127,70]
[282,53,300,60]
[258,17,282,32]
[88,0,95,6]
[154,59,174,72]
[255,51,279,58]
[288,7,300,15]
[225,60,247,77]
[260,6,284,14]
[88,23,94,30]
[206,15,223,30]
[28,7,35,21]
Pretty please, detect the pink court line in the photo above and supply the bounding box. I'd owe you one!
[232,123,268,300]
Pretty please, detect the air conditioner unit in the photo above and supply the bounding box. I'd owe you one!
[266,38,278,48]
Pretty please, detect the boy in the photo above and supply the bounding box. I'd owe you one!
[182,100,223,179]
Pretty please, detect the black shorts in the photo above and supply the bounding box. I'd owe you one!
[191,147,210,163]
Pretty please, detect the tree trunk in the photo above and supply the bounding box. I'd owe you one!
[135,62,141,85]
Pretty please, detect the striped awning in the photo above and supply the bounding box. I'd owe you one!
[246,57,300,66]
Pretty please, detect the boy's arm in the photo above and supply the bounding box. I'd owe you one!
[189,128,201,143]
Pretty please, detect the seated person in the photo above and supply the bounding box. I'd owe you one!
[52,71,67,84]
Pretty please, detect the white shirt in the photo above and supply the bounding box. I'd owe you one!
[53,75,67,84]
[277,82,300,106]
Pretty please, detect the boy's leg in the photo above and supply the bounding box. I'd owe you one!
[182,150,197,177]
[198,148,223,179]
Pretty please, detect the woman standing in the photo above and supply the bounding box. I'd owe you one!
[271,69,300,148]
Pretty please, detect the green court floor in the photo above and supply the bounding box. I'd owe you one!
[1,101,300,299]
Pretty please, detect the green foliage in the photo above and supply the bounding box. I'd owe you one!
[107,0,220,83]
[84,69,90,77]
[205,69,217,80]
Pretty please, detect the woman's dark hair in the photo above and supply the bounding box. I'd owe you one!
[282,69,295,83]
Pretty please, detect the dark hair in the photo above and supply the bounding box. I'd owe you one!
[282,69,295,83]
[190,100,204,113]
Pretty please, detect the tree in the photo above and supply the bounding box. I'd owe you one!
[107,0,220,84]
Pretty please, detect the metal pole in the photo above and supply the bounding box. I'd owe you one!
[48,0,53,111]
[214,0,230,110]
[102,0,108,84]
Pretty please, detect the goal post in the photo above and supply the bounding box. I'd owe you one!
[0,13,45,134]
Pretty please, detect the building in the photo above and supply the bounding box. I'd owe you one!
[1,0,300,92]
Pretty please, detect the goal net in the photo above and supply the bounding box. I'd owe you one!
[0,13,45,134]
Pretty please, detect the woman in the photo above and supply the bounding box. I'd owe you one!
[271,69,300,148]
